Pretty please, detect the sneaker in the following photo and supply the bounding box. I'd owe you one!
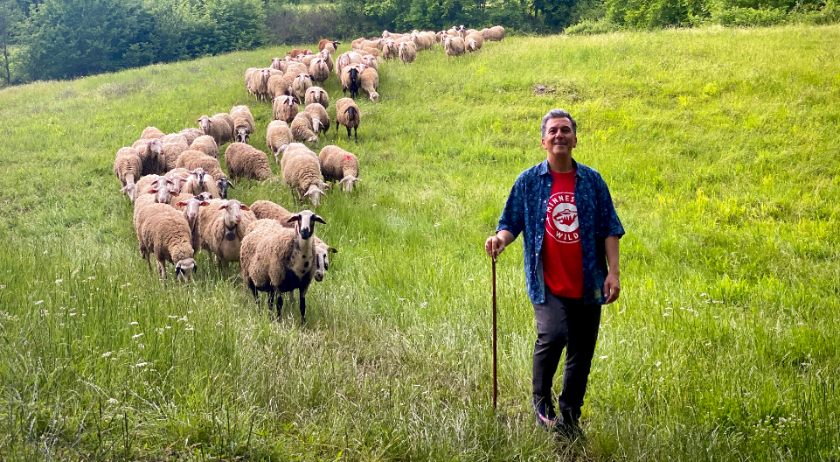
[533,399,559,431]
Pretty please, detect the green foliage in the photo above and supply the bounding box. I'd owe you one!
[25,0,156,79]
[607,0,708,27]
[0,0,26,84]
[710,5,789,25]
[565,18,620,33]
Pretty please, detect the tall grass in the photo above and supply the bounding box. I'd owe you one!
[0,25,838,460]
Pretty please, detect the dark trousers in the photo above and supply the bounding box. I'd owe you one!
[532,290,602,418]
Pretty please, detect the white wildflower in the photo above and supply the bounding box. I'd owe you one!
[599,355,609,360]
[101,351,112,358]
[34,300,44,305]
[434,223,441,227]
[420,302,428,309]
[655,361,662,367]
[55,279,62,284]
[132,333,144,339]
[107,398,118,405]
[130,321,138,325]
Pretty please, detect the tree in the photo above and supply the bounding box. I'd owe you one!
[0,0,25,84]
[25,0,155,80]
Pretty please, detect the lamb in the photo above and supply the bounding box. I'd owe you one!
[189,135,219,158]
[240,211,325,323]
[340,65,361,99]
[308,58,330,84]
[281,146,326,207]
[179,128,204,145]
[135,203,198,281]
[197,113,235,147]
[304,104,330,135]
[175,150,233,199]
[359,67,379,102]
[291,73,313,103]
[290,113,319,145]
[132,138,164,175]
[250,200,338,283]
[141,126,165,139]
[230,105,256,144]
[113,147,143,201]
[318,145,361,192]
[198,199,255,275]
[304,86,329,109]
[335,97,361,140]
[444,36,466,58]
[224,143,272,181]
[266,120,293,162]
[398,41,417,64]
[272,95,299,123]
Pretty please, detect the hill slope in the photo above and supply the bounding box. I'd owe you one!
[0,25,838,461]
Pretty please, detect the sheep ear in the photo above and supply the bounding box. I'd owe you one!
[218,205,227,210]
[199,201,210,206]
[240,205,251,211]
[329,246,338,253]
[175,201,188,207]
[148,189,158,194]
[313,214,326,225]
[287,214,301,224]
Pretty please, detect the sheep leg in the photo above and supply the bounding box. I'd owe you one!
[298,287,307,325]
[346,126,351,139]
[156,260,166,280]
[353,127,357,141]
[248,279,260,307]
[274,289,283,320]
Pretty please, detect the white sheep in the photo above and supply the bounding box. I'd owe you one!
[169,193,211,255]
[141,126,165,139]
[230,105,256,144]
[290,113,319,146]
[318,145,361,192]
[398,41,417,64]
[135,203,198,281]
[304,86,329,109]
[273,95,299,123]
[179,128,204,146]
[175,150,233,199]
[113,147,143,201]
[444,36,466,58]
[239,210,325,324]
[197,113,235,147]
[132,138,164,175]
[160,133,190,172]
[266,120,293,163]
[198,199,255,276]
[308,58,330,84]
[359,67,379,102]
[190,135,219,158]
[304,104,330,135]
[292,73,313,102]
[224,143,272,181]
[281,145,327,207]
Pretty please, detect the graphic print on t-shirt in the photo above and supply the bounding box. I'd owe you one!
[546,192,580,243]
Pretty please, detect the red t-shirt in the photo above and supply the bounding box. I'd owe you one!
[542,170,584,298]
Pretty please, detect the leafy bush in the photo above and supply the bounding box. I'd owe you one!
[565,18,621,34]
[710,6,789,25]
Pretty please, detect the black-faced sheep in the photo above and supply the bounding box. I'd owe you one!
[240,211,325,324]
[340,65,361,99]
[335,97,361,140]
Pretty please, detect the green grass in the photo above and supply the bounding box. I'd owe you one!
[1,25,839,460]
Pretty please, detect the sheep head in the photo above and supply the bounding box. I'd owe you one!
[236,127,250,144]
[197,116,212,134]
[302,184,325,208]
[176,198,209,222]
[338,175,361,193]
[216,177,234,199]
[175,258,197,282]
[287,210,326,240]
[120,183,137,202]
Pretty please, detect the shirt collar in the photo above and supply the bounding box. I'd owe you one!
[538,158,580,176]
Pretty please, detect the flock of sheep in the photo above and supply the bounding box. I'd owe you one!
[112,24,504,323]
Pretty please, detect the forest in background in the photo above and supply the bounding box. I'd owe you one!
[0,0,839,85]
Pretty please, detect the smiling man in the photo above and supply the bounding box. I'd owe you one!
[485,109,624,437]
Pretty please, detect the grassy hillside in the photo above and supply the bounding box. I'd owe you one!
[0,25,838,461]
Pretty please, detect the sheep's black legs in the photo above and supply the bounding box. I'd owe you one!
[346,126,352,139]
[299,294,306,325]
[274,289,283,320]
[353,127,357,141]
[249,280,259,306]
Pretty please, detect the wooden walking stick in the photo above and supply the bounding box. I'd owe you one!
[492,255,498,409]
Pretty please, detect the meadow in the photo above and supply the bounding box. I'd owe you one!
[0,25,838,461]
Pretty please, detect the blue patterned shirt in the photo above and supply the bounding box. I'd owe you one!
[496,159,625,306]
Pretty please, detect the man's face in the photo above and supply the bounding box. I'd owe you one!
[541,117,577,158]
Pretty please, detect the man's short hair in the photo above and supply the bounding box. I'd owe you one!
[541,109,577,138]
